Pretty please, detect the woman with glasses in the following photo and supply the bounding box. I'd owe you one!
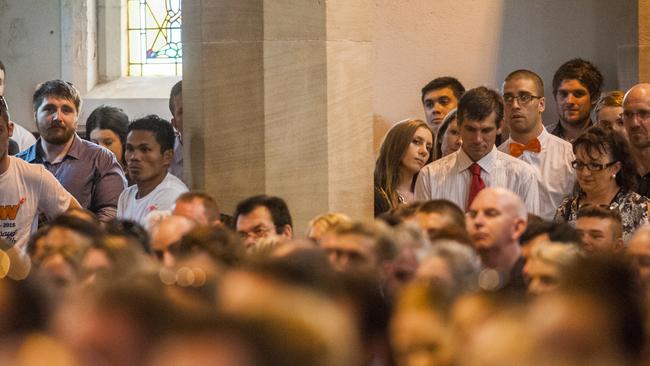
[375,119,434,216]
[554,126,648,241]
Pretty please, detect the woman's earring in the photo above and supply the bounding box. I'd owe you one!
[612,173,617,179]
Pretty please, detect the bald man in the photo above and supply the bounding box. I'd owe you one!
[466,187,528,294]
[628,226,650,290]
[623,83,650,197]
[150,215,196,267]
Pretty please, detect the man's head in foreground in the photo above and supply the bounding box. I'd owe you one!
[466,188,527,271]
[234,195,293,249]
[576,206,623,253]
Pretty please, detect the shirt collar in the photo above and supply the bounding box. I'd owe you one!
[455,145,497,173]
[505,126,549,146]
[65,134,84,160]
[25,134,82,162]
[537,126,550,145]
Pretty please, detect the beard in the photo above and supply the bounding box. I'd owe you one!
[40,126,75,145]
[629,127,650,149]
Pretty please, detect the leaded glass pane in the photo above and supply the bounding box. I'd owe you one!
[127,0,182,76]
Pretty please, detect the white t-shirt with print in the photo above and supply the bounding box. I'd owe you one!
[0,156,72,252]
[117,172,188,226]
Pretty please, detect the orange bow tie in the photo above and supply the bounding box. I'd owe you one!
[509,138,541,157]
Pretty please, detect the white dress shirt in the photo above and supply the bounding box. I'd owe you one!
[415,146,541,214]
[10,121,36,152]
[498,128,575,220]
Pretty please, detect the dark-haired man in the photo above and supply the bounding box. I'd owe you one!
[576,206,624,253]
[234,195,293,249]
[17,80,126,222]
[547,58,603,142]
[415,87,539,214]
[168,80,184,182]
[117,115,188,226]
[421,76,465,133]
[499,69,575,220]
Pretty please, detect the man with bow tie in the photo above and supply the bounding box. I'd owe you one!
[415,86,540,215]
[498,69,575,220]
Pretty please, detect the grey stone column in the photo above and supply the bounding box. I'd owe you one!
[183,0,373,233]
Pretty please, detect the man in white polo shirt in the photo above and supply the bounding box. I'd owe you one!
[117,115,188,226]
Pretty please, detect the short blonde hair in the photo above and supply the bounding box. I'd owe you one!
[595,90,624,114]
[529,242,582,268]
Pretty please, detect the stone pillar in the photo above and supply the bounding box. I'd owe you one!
[183,0,373,233]
[61,0,98,94]
[640,0,650,83]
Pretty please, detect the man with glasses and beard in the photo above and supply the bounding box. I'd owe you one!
[17,80,126,222]
[622,83,650,197]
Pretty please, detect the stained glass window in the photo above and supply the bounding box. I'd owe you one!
[127,0,182,76]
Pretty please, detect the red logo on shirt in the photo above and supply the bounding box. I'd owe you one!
[0,198,24,220]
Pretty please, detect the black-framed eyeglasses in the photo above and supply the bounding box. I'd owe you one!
[503,93,542,105]
[571,160,617,171]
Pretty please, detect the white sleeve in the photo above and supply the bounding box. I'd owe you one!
[522,170,541,215]
[414,168,432,202]
[38,167,72,220]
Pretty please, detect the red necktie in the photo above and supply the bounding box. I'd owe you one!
[509,138,541,157]
[467,163,485,209]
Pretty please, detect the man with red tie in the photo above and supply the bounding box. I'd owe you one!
[498,70,575,220]
[415,86,540,214]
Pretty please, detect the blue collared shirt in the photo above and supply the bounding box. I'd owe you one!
[17,134,127,222]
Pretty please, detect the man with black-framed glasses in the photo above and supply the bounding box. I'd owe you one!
[498,69,575,220]
[622,83,650,197]
[0,95,80,279]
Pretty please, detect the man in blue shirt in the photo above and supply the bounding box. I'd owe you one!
[17,80,126,222]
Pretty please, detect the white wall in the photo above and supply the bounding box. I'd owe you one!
[0,0,174,135]
[1,0,640,137]
[0,0,62,131]
[372,0,638,143]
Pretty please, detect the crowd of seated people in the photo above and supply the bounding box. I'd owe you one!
[2,55,650,365]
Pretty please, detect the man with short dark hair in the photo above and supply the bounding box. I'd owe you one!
[499,69,575,220]
[415,199,466,238]
[0,60,36,151]
[173,191,222,226]
[168,80,184,182]
[17,80,126,222]
[415,87,540,214]
[421,76,465,133]
[576,206,624,252]
[547,58,603,142]
[622,83,650,197]
[0,96,80,279]
[117,115,188,226]
[234,195,293,249]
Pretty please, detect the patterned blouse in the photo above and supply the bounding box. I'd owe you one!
[554,189,649,242]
